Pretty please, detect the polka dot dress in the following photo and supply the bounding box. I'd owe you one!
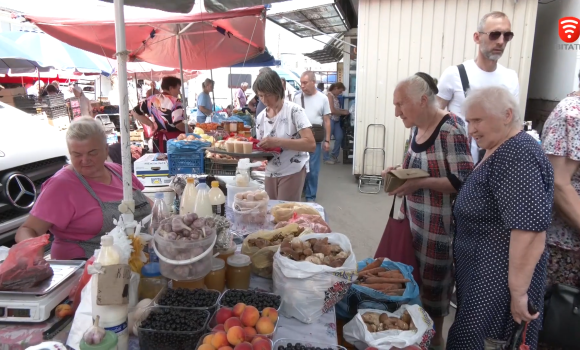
[447,132,554,350]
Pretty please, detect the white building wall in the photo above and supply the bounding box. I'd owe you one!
[528,0,580,101]
[353,0,539,176]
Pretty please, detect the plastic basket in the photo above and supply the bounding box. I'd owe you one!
[14,95,38,108]
[168,151,205,175]
[204,158,237,176]
[42,94,65,107]
[44,105,69,119]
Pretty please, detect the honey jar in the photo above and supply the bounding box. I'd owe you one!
[205,258,226,292]
[226,254,251,290]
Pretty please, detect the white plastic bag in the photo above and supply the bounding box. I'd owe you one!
[343,305,435,350]
[272,232,357,324]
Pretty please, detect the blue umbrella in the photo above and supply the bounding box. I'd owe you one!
[0,35,53,74]
[231,49,281,68]
[0,32,113,75]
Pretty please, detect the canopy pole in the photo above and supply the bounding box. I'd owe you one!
[210,69,215,110]
[113,0,135,233]
[134,74,139,103]
[177,34,188,133]
[230,67,233,106]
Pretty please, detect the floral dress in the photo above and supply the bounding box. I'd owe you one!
[403,114,473,318]
[541,92,580,288]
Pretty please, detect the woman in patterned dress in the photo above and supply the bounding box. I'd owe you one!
[538,86,580,349]
[385,73,473,349]
[253,70,316,201]
[448,86,554,350]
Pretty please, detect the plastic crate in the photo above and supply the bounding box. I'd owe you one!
[42,94,65,107]
[204,158,237,176]
[168,152,205,175]
[14,95,38,108]
[44,105,69,119]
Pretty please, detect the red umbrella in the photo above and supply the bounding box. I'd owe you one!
[25,3,266,70]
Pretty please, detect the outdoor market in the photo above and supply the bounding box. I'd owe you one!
[0,0,578,350]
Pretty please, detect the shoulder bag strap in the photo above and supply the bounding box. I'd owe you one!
[301,93,305,109]
[457,64,470,98]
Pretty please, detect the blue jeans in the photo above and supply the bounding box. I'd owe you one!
[323,119,344,161]
[196,115,207,124]
[304,142,322,202]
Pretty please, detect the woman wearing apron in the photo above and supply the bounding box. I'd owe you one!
[16,117,152,260]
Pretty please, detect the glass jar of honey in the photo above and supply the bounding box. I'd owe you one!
[217,242,236,264]
[226,254,251,290]
[171,277,206,290]
[205,258,226,292]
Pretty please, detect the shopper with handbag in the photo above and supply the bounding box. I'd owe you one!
[538,81,580,349]
[294,71,331,202]
[383,72,473,349]
[448,86,554,350]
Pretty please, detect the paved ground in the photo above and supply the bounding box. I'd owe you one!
[314,149,455,341]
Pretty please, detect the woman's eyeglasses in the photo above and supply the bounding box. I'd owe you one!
[479,31,514,42]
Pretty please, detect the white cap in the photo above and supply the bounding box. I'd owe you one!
[227,254,251,267]
[211,258,225,271]
[101,236,114,246]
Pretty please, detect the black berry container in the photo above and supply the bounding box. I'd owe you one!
[272,338,347,350]
[154,285,221,315]
[137,306,210,350]
[218,289,283,311]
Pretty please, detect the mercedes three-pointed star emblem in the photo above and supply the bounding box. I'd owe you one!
[5,174,37,210]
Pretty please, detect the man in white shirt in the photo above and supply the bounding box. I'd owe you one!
[437,11,519,163]
[294,71,331,202]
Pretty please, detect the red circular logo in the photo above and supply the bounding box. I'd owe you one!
[559,17,580,43]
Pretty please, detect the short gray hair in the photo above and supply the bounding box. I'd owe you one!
[462,86,521,125]
[253,70,285,100]
[241,82,249,88]
[477,11,508,32]
[66,116,107,145]
[301,71,316,81]
[396,73,439,107]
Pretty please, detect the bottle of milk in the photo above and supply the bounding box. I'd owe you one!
[91,236,129,350]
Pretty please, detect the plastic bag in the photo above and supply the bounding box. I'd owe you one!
[233,191,269,225]
[271,203,321,223]
[343,305,435,350]
[0,234,53,291]
[167,137,211,154]
[336,258,421,319]
[283,213,331,233]
[241,223,308,278]
[272,232,357,323]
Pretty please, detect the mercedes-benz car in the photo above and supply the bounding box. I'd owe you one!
[0,101,68,245]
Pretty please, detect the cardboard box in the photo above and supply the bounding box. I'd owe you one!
[134,153,174,187]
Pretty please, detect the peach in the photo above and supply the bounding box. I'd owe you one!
[243,327,257,341]
[253,339,272,350]
[255,317,274,335]
[204,334,215,345]
[224,317,242,332]
[241,306,260,327]
[232,303,247,318]
[234,342,253,350]
[226,326,246,346]
[219,347,234,350]
[213,324,226,332]
[251,336,269,345]
[216,307,234,325]
[55,304,73,318]
[261,307,278,323]
[211,331,230,349]
[199,345,216,350]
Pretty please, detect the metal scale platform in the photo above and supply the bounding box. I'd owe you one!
[0,260,85,323]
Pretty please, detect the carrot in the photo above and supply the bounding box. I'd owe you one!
[377,270,404,278]
[359,258,384,273]
[364,277,410,284]
[360,283,401,290]
[358,267,386,276]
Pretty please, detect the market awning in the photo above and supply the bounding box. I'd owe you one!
[0,35,53,74]
[267,0,356,38]
[25,2,267,70]
[303,33,345,64]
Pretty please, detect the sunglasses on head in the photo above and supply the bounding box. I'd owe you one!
[479,31,514,41]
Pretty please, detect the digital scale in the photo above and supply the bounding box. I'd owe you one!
[0,260,85,323]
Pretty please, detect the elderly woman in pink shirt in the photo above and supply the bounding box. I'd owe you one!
[15,117,152,260]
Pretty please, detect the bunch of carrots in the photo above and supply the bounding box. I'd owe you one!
[356,258,410,296]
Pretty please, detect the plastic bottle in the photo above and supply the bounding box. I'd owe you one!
[149,192,169,263]
[235,158,262,187]
[208,181,226,216]
[193,177,213,217]
[91,236,129,350]
[180,177,198,215]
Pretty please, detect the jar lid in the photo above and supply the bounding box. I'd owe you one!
[187,177,195,183]
[211,258,225,271]
[227,254,251,267]
[141,262,161,277]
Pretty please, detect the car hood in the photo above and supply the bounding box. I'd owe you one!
[0,115,68,170]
